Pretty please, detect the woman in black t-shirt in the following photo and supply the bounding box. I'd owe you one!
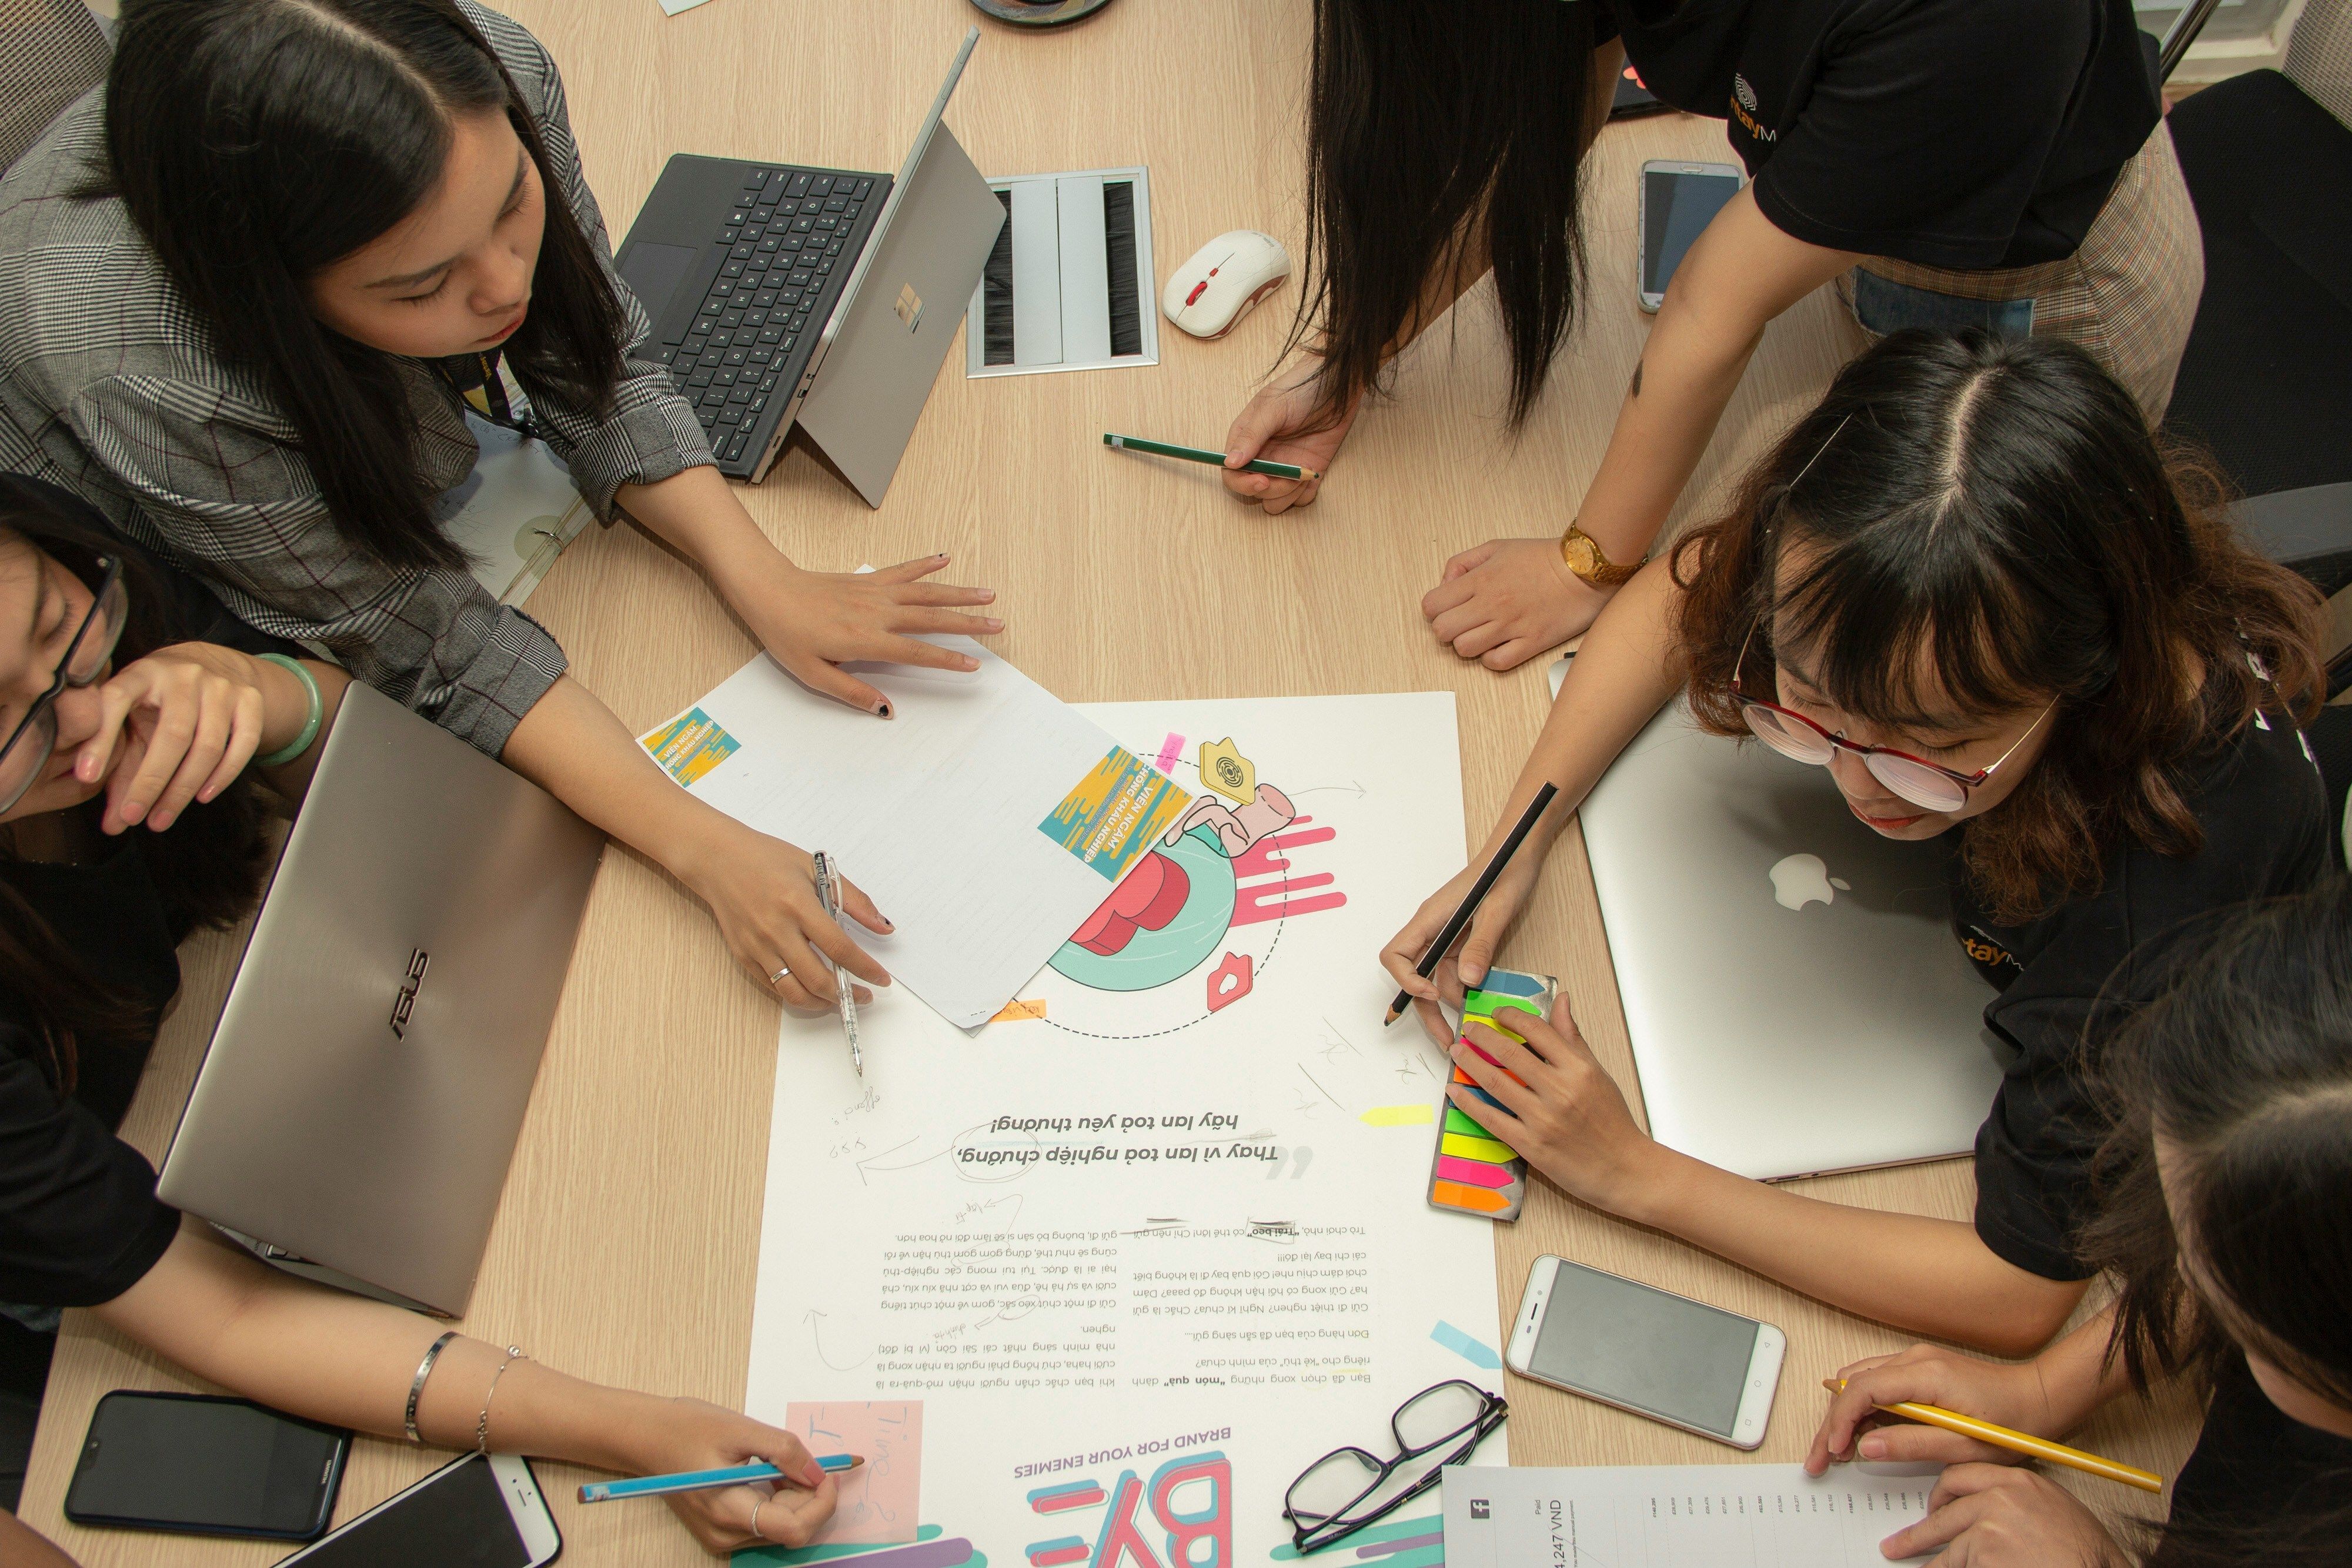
[1806,880,2352,1567]
[0,478,841,1557]
[1381,332,2326,1356]
[1223,1,2197,673]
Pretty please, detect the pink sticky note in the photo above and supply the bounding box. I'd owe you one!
[781,1400,923,1545]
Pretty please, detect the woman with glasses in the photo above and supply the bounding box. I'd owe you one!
[1381,330,2328,1356]
[0,0,991,1007]
[0,476,840,1556]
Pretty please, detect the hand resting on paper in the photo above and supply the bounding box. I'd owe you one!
[626,1398,841,1556]
[1808,1345,2060,1473]
[677,818,890,1010]
[1378,848,1546,1047]
[1444,997,1662,1218]
[1873,1465,2120,1567]
[730,553,1003,716]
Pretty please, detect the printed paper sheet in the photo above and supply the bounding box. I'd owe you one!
[741,694,1501,1568]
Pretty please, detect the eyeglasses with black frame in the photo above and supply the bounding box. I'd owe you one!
[0,553,127,816]
[1282,1379,1506,1554]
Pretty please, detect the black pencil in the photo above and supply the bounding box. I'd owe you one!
[1385,783,1559,1026]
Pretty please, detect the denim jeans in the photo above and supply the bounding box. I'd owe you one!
[1849,268,2035,339]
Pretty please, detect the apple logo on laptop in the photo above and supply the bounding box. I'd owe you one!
[1769,853,1852,911]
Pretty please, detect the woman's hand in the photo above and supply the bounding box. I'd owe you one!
[1807,1345,2063,1475]
[1220,356,1359,515]
[1445,997,1665,1216]
[677,819,891,1009]
[1378,845,1545,1045]
[727,554,1003,715]
[34,643,274,833]
[1422,537,1618,670]
[1879,1465,2123,1567]
[622,1398,840,1557]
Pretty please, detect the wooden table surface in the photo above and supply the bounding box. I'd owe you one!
[21,2,2200,1561]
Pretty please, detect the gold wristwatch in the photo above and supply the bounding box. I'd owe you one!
[1558,522,1641,589]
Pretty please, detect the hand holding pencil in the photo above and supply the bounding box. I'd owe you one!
[1807,1350,2162,1494]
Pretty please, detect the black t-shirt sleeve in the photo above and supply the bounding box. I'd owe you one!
[0,1044,179,1308]
[1750,0,2100,267]
[1970,990,2106,1281]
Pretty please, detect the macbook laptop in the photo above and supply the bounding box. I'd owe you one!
[156,684,603,1317]
[1578,700,2009,1182]
[613,28,1007,503]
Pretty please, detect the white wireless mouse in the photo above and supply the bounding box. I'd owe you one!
[1162,229,1292,340]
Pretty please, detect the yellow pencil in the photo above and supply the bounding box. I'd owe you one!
[1822,1378,2163,1494]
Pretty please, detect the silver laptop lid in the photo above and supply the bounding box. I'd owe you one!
[1580,700,2006,1182]
[156,684,602,1315]
[786,27,1008,503]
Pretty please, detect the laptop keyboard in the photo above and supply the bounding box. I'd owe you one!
[655,165,880,472]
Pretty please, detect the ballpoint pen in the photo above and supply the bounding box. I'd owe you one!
[811,851,864,1077]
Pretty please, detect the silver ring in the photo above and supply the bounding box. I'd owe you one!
[767,966,790,988]
[750,1495,768,1541]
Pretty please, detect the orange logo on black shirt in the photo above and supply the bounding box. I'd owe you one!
[1729,73,1778,143]
[1960,925,2020,972]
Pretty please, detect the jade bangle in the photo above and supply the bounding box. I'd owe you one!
[254,653,323,767]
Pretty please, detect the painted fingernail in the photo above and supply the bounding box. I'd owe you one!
[875,701,891,719]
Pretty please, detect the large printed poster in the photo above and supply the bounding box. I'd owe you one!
[743,695,1503,1568]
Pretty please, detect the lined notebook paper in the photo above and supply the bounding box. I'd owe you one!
[1443,1465,1937,1566]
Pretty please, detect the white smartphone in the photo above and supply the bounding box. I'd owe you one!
[276,1452,560,1566]
[1505,1255,1785,1449]
[1638,160,1744,312]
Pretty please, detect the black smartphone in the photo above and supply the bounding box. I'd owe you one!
[62,1390,349,1542]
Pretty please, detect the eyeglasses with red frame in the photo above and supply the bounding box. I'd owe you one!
[1729,617,2056,814]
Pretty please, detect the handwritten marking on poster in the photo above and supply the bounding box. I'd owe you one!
[638,707,740,786]
[1038,747,1191,882]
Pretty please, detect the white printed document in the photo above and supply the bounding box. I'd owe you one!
[743,694,1505,1568]
[637,644,1194,1028]
[1444,1463,1937,1567]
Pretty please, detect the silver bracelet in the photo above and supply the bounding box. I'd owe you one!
[405,1330,459,1445]
[476,1345,527,1455]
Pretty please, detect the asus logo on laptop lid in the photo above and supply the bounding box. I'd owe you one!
[390,948,429,1039]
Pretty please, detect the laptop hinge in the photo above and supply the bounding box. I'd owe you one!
[211,1224,455,1319]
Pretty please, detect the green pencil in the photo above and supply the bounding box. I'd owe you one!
[1102,432,1319,483]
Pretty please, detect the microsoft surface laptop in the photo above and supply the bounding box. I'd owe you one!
[613,28,1007,503]
[1578,701,2007,1182]
[156,684,604,1317]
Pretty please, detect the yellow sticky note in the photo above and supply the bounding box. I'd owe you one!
[989,998,1048,1024]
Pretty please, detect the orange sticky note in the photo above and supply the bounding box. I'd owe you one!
[780,1400,923,1545]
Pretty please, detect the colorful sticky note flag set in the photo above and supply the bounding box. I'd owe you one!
[1424,969,1553,1222]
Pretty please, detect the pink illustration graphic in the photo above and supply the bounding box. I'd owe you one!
[1073,851,1194,957]
[1205,953,1254,1012]
[1023,1450,1232,1568]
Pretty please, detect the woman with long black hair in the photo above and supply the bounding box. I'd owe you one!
[1805,879,2352,1567]
[0,0,991,1004]
[1382,332,2326,1356]
[1226,0,2197,675]
[0,476,838,1558]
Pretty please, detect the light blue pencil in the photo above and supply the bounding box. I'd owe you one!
[577,1454,863,1503]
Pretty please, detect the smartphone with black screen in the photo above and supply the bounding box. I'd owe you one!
[62,1390,348,1541]
[278,1452,561,1567]
[1638,160,1744,312]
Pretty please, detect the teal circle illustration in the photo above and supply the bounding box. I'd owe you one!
[1048,827,1237,991]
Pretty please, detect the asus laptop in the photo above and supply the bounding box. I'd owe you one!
[156,684,603,1316]
[1579,701,2009,1182]
[614,29,1007,504]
